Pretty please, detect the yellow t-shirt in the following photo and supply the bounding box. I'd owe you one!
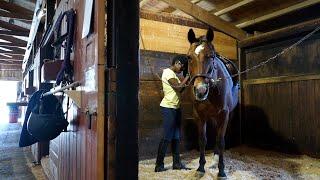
[160,68,181,109]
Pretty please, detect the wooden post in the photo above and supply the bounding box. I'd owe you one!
[106,0,139,179]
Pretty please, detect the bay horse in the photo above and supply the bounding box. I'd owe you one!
[185,28,239,178]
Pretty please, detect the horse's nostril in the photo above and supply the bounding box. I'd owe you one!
[197,86,207,94]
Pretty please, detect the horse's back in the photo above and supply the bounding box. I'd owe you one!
[216,54,239,86]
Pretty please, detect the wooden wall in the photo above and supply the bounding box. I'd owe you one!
[0,70,21,81]
[41,0,105,179]
[241,32,320,157]
[139,14,238,158]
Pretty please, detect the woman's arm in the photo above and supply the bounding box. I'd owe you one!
[168,75,190,92]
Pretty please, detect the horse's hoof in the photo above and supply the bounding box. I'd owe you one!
[196,166,205,173]
[218,171,227,178]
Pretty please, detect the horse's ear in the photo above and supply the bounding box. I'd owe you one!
[206,28,214,42]
[188,29,196,44]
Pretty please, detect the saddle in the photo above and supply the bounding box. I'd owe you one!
[216,53,239,86]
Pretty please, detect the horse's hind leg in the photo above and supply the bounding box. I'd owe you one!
[216,110,229,178]
[197,120,207,173]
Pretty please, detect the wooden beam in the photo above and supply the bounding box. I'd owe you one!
[0,20,30,32]
[0,30,29,37]
[0,64,22,70]
[22,0,43,71]
[237,0,320,28]
[161,0,247,40]
[243,74,320,85]
[0,42,27,48]
[0,0,33,16]
[214,0,255,16]
[0,50,25,55]
[0,46,25,53]
[0,35,27,45]
[0,60,22,64]
[0,10,32,21]
[0,58,23,62]
[140,10,207,29]
[239,17,320,48]
[0,54,24,60]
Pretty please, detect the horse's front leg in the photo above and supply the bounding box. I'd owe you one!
[216,110,229,178]
[197,120,207,173]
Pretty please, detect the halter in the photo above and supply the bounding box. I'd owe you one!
[186,39,217,87]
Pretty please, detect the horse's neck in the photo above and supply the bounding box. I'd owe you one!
[215,57,231,80]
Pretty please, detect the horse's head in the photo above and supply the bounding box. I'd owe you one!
[186,28,217,101]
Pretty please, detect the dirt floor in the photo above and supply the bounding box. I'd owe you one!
[139,146,320,180]
[0,123,47,180]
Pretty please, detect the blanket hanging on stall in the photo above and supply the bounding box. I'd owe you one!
[19,90,68,147]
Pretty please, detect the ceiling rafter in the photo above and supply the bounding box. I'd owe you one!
[0,10,33,21]
[0,46,25,53]
[0,19,30,32]
[214,0,255,16]
[0,50,24,55]
[0,54,24,60]
[0,30,29,37]
[0,60,22,64]
[161,0,247,40]
[0,35,27,45]
[0,42,27,48]
[0,0,33,17]
[236,0,320,28]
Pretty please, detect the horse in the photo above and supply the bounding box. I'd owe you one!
[184,28,239,178]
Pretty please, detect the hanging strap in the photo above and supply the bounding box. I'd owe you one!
[53,9,76,85]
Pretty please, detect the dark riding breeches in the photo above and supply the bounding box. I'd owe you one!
[160,107,181,141]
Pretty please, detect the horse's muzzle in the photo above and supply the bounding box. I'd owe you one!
[194,83,209,101]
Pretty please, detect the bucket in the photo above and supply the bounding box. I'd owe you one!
[7,103,19,123]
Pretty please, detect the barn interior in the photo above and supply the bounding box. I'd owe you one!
[0,0,320,179]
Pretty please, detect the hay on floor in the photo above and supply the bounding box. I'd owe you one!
[139,146,320,180]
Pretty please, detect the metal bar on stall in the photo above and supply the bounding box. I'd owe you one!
[42,81,81,97]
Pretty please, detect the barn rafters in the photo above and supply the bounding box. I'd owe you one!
[139,0,320,39]
[0,0,35,70]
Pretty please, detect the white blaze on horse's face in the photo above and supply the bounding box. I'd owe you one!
[195,43,205,55]
[192,43,210,101]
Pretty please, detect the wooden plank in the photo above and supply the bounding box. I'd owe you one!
[0,60,22,64]
[239,17,320,48]
[0,50,24,55]
[214,0,255,16]
[243,74,320,85]
[140,10,207,29]
[0,0,33,16]
[0,59,23,62]
[0,30,29,37]
[0,10,32,20]
[96,0,105,178]
[0,20,30,32]
[0,42,26,48]
[0,47,24,54]
[161,0,247,40]
[0,35,27,44]
[22,0,43,71]
[0,46,25,53]
[140,19,237,59]
[236,0,320,28]
[0,54,24,60]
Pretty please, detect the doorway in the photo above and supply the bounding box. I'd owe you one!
[0,81,18,124]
